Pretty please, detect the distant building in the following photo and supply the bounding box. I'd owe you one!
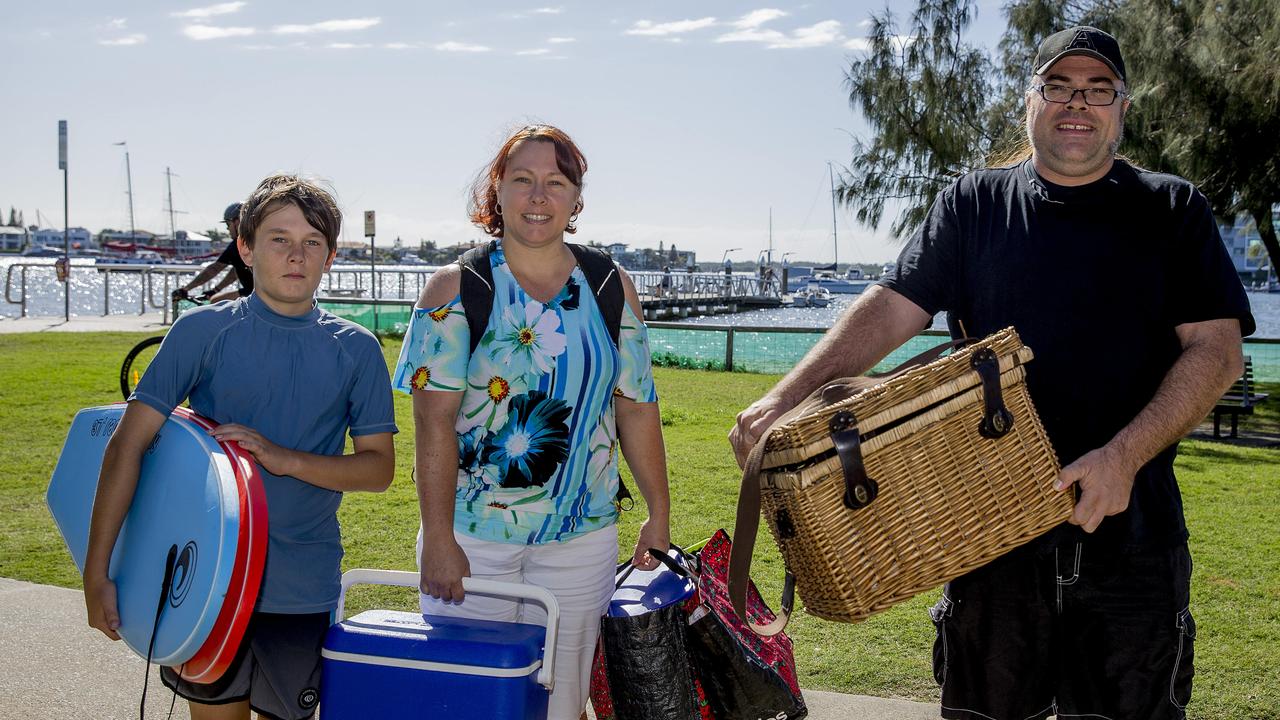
[1219,208,1278,282]
[30,227,93,251]
[0,226,27,252]
[168,230,215,258]
[98,229,159,245]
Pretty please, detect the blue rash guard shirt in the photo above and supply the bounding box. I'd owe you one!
[132,293,398,613]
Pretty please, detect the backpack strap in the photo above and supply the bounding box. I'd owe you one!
[567,242,624,347]
[458,240,497,356]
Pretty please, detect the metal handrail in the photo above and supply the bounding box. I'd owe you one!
[4,263,30,317]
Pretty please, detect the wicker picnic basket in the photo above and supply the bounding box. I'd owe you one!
[728,327,1072,635]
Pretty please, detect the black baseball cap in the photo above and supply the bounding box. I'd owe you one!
[223,202,243,223]
[1034,26,1126,82]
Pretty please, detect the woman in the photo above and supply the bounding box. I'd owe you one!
[392,124,672,719]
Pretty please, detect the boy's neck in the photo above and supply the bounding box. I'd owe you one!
[252,292,317,318]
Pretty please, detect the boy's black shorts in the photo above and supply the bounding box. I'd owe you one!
[931,541,1195,720]
[161,611,330,720]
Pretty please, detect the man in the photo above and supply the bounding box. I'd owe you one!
[730,26,1253,720]
[173,202,254,303]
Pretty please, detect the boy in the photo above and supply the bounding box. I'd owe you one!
[83,174,397,720]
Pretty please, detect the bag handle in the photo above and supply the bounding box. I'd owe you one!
[613,546,692,588]
[727,336,971,637]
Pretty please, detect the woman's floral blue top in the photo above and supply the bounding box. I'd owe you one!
[393,241,657,544]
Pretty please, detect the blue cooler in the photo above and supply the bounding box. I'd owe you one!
[320,569,560,720]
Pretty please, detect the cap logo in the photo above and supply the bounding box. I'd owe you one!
[1070,30,1097,51]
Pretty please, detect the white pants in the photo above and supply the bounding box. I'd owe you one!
[416,525,618,720]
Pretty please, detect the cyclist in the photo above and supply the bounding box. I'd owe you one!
[173,202,254,303]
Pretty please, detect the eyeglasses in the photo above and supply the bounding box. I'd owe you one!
[1034,83,1126,106]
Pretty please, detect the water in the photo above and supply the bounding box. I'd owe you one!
[0,257,430,319]
[3,256,1279,338]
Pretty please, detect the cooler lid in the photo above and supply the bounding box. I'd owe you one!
[325,610,544,670]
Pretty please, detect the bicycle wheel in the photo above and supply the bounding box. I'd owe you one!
[120,336,164,400]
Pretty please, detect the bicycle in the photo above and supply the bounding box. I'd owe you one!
[118,291,210,400]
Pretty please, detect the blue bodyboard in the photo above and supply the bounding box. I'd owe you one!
[46,405,240,666]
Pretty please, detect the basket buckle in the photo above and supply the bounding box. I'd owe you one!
[971,348,1015,439]
[829,410,880,511]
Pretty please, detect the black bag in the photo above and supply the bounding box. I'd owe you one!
[685,609,805,720]
[598,555,701,720]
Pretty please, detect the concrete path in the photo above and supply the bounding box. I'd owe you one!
[0,313,170,334]
[0,578,939,719]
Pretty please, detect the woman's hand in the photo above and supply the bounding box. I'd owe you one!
[420,535,470,602]
[631,515,671,570]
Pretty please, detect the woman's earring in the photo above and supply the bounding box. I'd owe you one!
[495,203,503,216]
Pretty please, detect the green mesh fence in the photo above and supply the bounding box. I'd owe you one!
[320,302,414,336]
[321,301,1280,384]
[1244,339,1280,383]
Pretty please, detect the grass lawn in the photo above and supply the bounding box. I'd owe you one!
[1,332,1276,717]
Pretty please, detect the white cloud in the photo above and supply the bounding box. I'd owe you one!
[516,48,550,56]
[327,43,371,49]
[625,17,716,37]
[384,42,419,50]
[533,7,563,14]
[843,37,872,52]
[171,2,246,19]
[434,41,491,53]
[732,9,787,30]
[547,37,575,43]
[107,18,128,30]
[100,33,146,46]
[183,24,256,40]
[272,18,380,35]
[716,19,843,49]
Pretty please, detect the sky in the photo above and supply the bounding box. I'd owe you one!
[2,1,1008,266]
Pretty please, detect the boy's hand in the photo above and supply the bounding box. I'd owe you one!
[208,424,297,477]
[84,575,122,641]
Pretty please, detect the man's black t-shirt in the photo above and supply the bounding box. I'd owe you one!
[215,241,254,294]
[881,159,1255,551]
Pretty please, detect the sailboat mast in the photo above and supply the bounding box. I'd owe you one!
[828,162,838,270]
[165,167,176,246]
[114,142,136,242]
[768,206,773,265]
[125,151,135,242]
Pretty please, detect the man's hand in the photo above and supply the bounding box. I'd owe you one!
[729,394,792,469]
[84,574,122,641]
[631,515,671,570]
[1054,444,1139,533]
[420,536,470,602]
[208,424,297,477]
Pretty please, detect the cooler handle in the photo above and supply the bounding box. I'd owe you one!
[335,568,560,690]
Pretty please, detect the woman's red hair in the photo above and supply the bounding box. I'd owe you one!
[469,124,588,237]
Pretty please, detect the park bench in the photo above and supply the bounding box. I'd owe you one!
[1212,356,1268,439]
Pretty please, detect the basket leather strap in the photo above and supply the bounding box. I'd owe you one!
[729,430,793,637]
[727,336,974,638]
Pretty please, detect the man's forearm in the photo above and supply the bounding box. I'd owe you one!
[769,286,931,406]
[182,262,228,291]
[1108,320,1243,468]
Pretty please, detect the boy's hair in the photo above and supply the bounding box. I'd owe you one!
[238,174,342,252]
